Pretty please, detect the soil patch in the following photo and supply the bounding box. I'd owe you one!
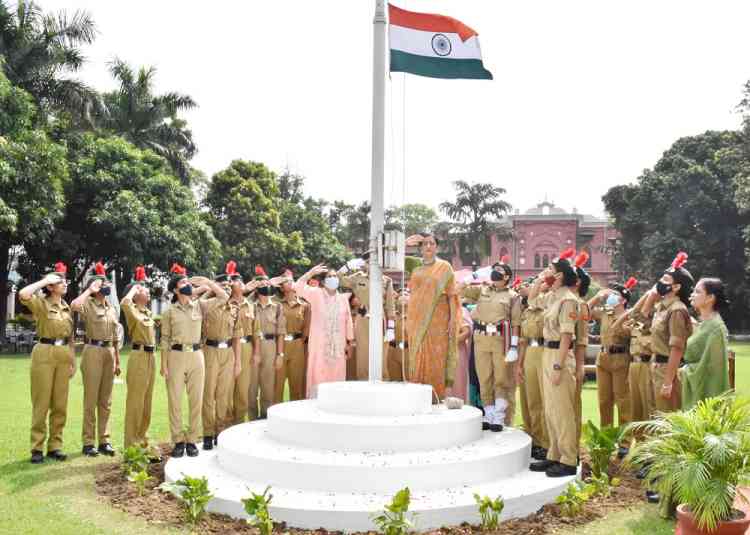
[95,447,651,534]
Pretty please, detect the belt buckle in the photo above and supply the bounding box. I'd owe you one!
[217,342,228,349]
[284,334,293,342]
[485,324,497,335]
[240,337,250,344]
[398,341,405,349]
[530,340,539,347]
[54,339,64,346]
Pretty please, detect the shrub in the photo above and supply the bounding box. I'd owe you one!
[121,445,150,475]
[372,487,415,535]
[242,486,274,535]
[555,481,591,517]
[159,474,213,526]
[127,469,153,496]
[473,494,504,530]
[581,420,622,478]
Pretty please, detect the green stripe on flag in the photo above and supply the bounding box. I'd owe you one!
[390,49,492,80]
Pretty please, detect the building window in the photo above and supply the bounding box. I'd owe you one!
[542,254,549,267]
[534,254,540,268]
[520,258,525,265]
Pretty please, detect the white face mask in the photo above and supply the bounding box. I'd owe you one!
[324,277,340,290]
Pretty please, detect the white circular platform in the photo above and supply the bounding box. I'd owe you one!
[165,381,575,532]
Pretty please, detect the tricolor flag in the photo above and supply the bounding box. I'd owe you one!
[389,3,493,80]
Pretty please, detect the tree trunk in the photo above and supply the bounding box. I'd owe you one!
[0,243,10,343]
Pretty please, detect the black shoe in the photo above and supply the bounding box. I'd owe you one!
[47,449,67,462]
[546,462,577,477]
[482,422,491,431]
[530,459,556,472]
[636,467,648,480]
[98,443,116,457]
[171,442,185,458]
[532,446,548,461]
[646,490,660,503]
[203,436,213,451]
[186,443,199,457]
[489,423,503,432]
[617,446,629,459]
[214,435,218,446]
[30,450,44,464]
[82,445,99,457]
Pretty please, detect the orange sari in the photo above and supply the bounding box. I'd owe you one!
[406,258,461,399]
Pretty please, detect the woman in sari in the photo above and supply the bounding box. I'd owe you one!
[294,264,354,398]
[404,233,462,400]
[680,278,730,409]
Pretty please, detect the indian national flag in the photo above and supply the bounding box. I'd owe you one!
[389,3,493,80]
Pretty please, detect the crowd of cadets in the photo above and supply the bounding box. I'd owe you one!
[19,249,696,489]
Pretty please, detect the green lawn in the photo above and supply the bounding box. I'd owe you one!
[0,344,747,535]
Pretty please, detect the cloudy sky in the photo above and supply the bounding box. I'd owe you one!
[40,0,750,217]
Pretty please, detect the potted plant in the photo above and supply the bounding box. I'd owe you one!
[629,395,750,535]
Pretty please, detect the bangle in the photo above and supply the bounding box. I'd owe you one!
[552,363,562,371]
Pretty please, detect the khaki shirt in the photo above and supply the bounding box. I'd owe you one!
[161,295,228,351]
[542,287,579,342]
[281,297,310,337]
[591,307,629,350]
[393,307,408,344]
[650,295,692,356]
[203,295,242,341]
[21,294,74,339]
[520,304,545,341]
[575,298,589,348]
[121,298,156,346]
[462,285,521,326]
[234,298,259,338]
[80,296,119,343]
[341,272,396,320]
[255,300,286,337]
[627,319,653,358]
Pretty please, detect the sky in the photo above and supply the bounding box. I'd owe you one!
[39,0,750,218]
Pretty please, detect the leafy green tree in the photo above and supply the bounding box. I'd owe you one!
[20,133,220,295]
[0,1,99,124]
[203,160,304,277]
[0,70,68,336]
[99,58,197,184]
[439,180,512,264]
[603,131,750,329]
[385,203,439,236]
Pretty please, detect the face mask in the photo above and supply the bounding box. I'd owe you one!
[324,277,340,290]
[490,270,504,282]
[521,296,528,307]
[257,286,273,297]
[605,293,620,307]
[98,286,111,297]
[178,284,193,296]
[656,281,672,296]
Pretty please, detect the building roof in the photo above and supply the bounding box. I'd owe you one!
[524,201,567,216]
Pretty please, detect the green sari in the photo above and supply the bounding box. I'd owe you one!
[680,314,730,410]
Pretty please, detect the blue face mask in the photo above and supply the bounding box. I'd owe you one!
[179,284,193,296]
[605,293,620,307]
[98,286,111,297]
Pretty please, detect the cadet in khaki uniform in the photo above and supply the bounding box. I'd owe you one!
[275,276,311,403]
[529,248,580,478]
[249,267,285,419]
[620,296,655,424]
[231,276,263,425]
[121,267,158,450]
[573,253,591,450]
[160,264,228,458]
[459,258,521,432]
[517,278,549,460]
[387,292,409,382]
[587,278,638,428]
[201,261,243,450]
[71,262,121,457]
[20,263,75,464]
[340,260,396,380]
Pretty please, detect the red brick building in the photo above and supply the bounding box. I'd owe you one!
[444,201,620,287]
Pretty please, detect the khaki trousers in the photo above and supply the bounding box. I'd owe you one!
[474,334,516,422]
[628,360,654,423]
[387,345,407,382]
[232,341,254,424]
[166,349,204,444]
[596,352,631,427]
[248,339,276,420]
[124,350,156,448]
[542,348,579,467]
[274,338,307,403]
[202,345,234,436]
[521,345,548,449]
[651,362,681,412]
[354,317,390,381]
[81,345,115,446]
[30,344,74,452]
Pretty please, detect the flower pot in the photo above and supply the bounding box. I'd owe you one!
[675,504,750,535]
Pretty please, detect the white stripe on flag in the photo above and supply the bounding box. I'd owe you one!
[389,25,483,60]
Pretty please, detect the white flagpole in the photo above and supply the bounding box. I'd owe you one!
[368,0,387,381]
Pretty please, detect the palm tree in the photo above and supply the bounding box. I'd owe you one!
[439,180,512,264]
[100,57,197,184]
[0,1,99,124]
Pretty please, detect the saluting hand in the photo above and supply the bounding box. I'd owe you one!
[45,273,64,286]
[189,276,210,287]
[268,275,287,286]
[405,234,423,247]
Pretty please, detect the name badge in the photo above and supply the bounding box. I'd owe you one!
[217,342,229,349]
[486,324,497,334]
[530,340,539,347]
[284,334,294,342]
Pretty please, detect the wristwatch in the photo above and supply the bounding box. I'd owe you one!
[552,363,563,371]
[277,352,285,358]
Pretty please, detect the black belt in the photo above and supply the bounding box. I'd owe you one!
[389,340,408,348]
[525,337,545,347]
[607,345,628,354]
[85,338,112,348]
[473,321,508,336]
[654,354,669,364]
[546,340,561,349]
[205,339,232,348]
[634,354,651,363]
[262,333,277,341]
[171,343,200,352]
[132,343,155,353]
[39,337,70,346]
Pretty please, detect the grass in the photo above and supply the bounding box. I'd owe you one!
[0,344,748,535]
